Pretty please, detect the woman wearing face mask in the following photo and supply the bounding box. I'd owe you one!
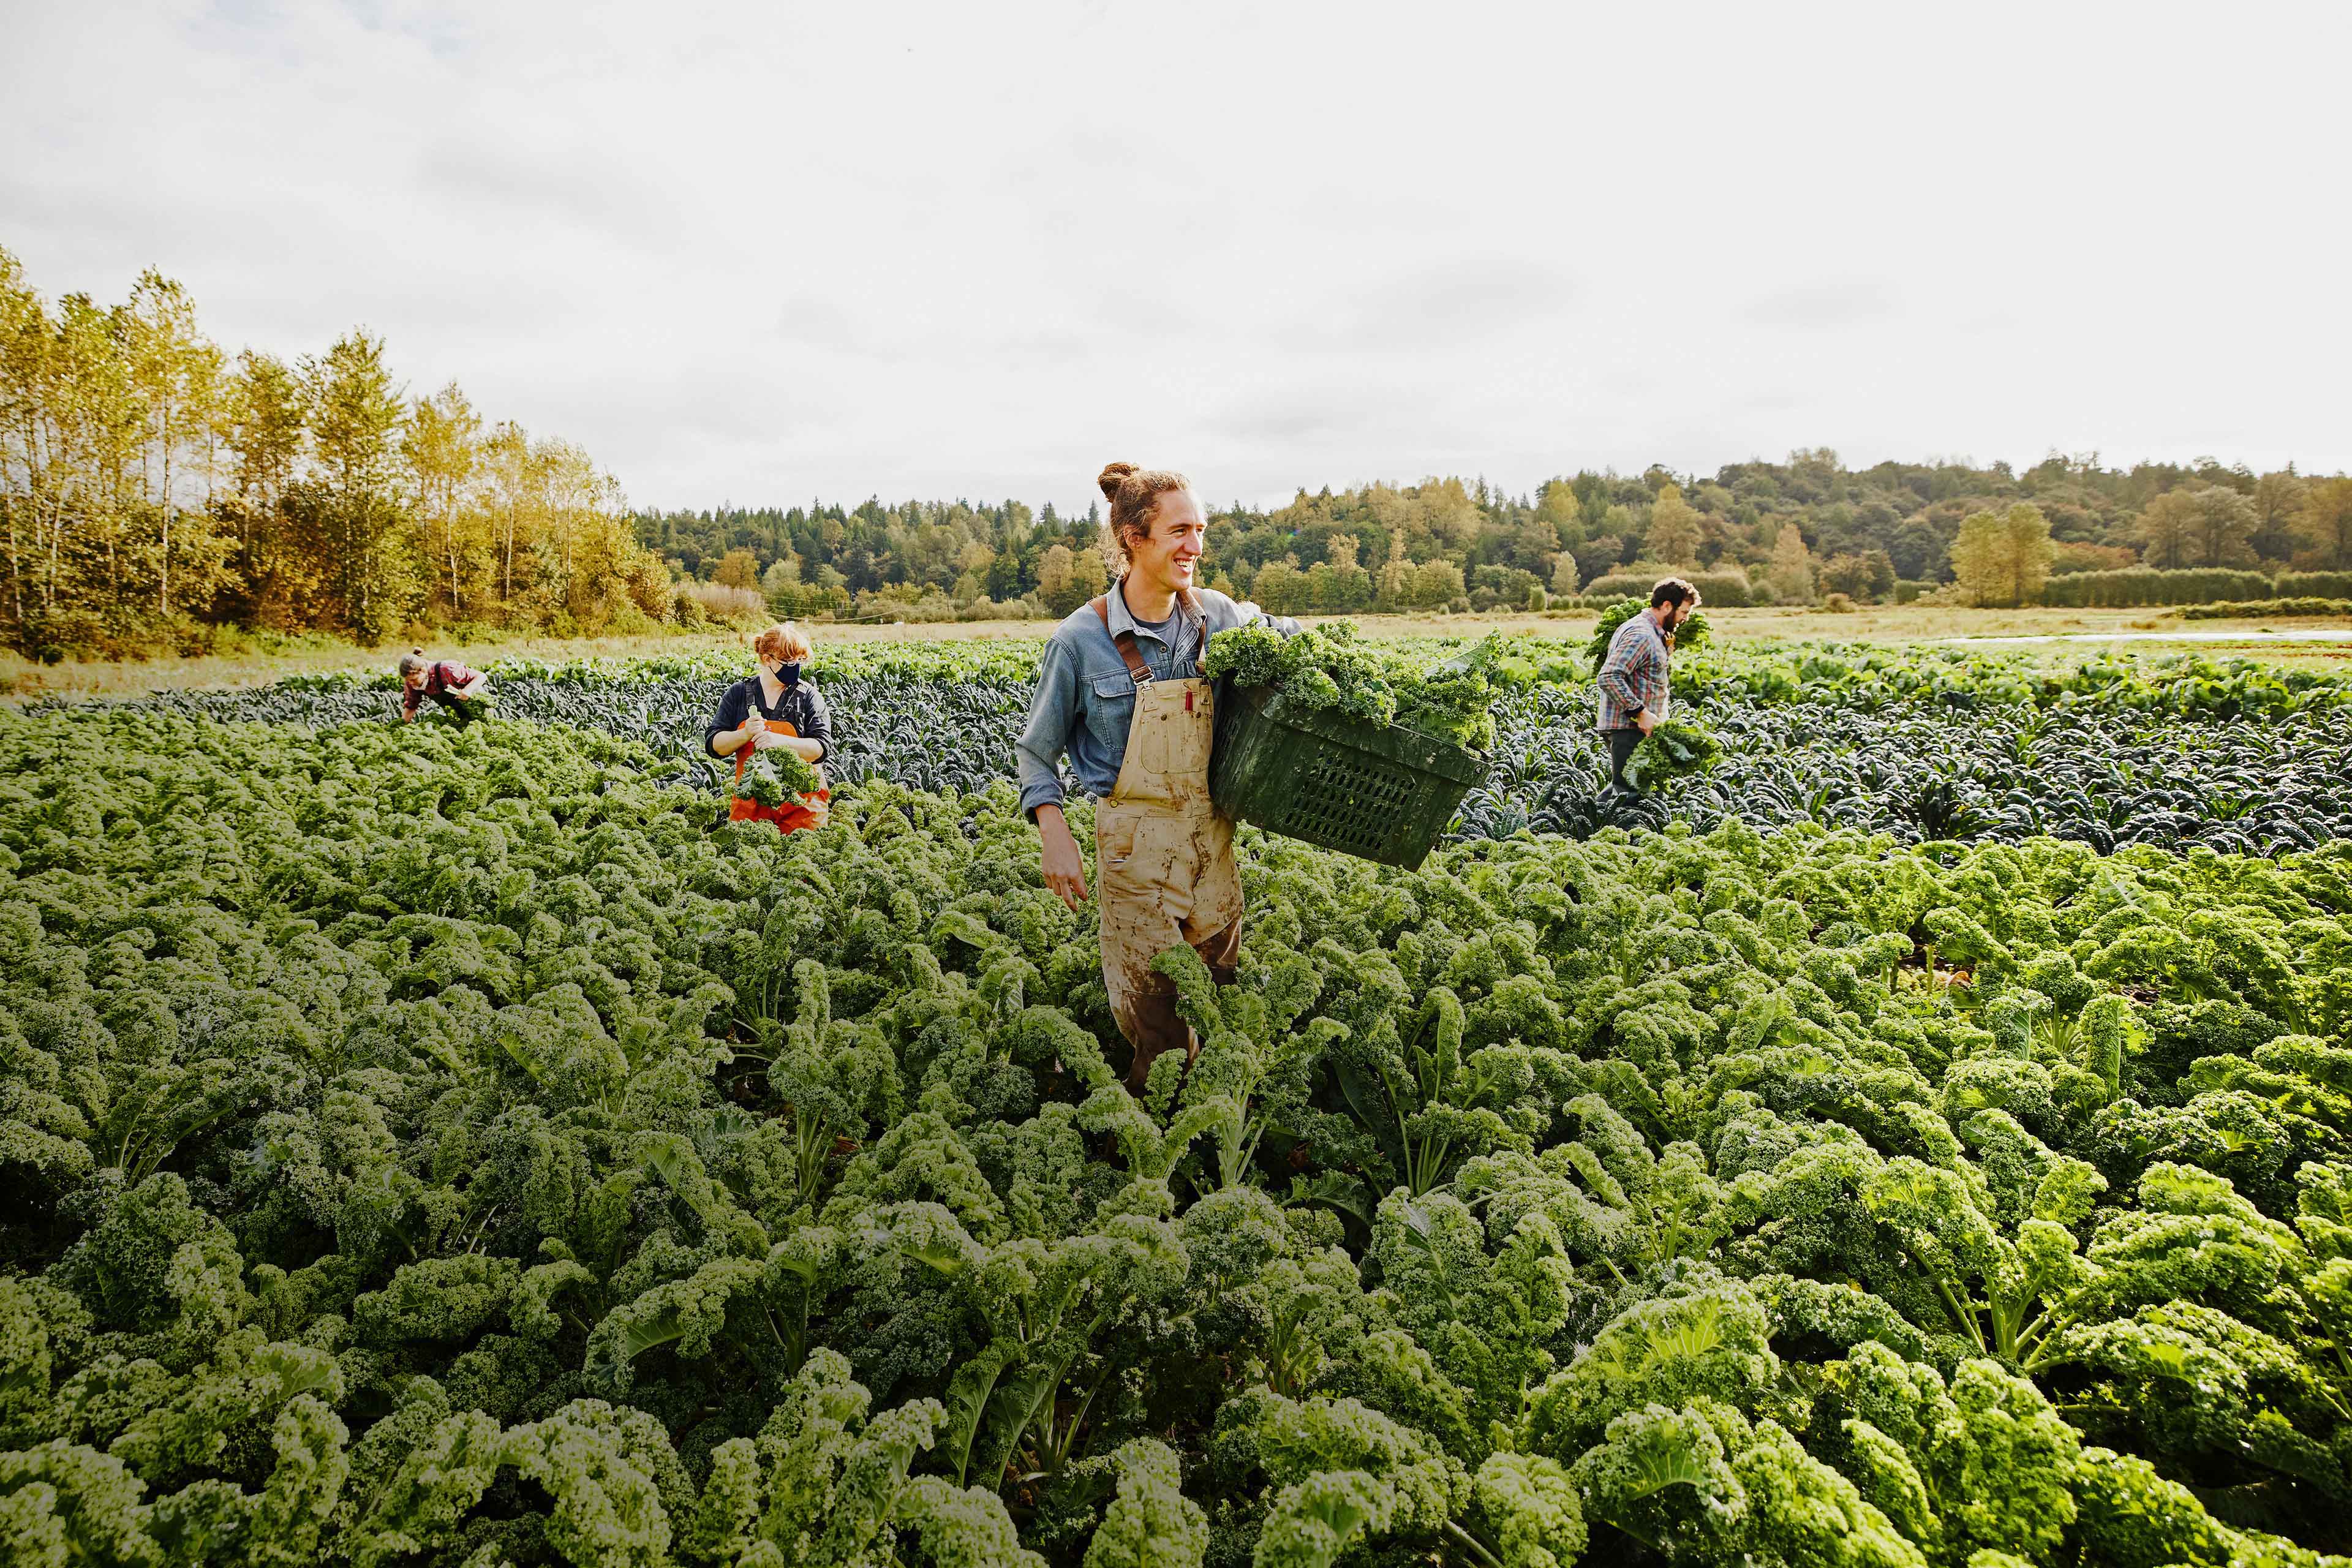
[706,622,833,832]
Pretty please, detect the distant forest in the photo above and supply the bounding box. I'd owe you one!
[635,451,2352,619]
[8,243,2350,657]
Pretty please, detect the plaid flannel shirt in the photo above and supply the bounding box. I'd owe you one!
[1594,612,1669,733]
[401,661,484,717]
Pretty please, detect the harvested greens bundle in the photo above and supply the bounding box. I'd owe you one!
[1204,624,1538,751]
[419,693,496,728]
[734,745,824,806]
[1586,597,1711,668]
[1622,719,1722,790]
[1204,620,1396,726]
[1390,633,1544,750]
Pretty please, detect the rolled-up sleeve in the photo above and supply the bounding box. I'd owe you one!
[1201,595,1300,650]
[797,684,833,763]
[703,683,746,758]
[1016,636,1080,821]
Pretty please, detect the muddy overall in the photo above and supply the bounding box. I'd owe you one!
[1088,594,1243,1092]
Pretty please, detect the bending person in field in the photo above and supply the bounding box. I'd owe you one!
[399,650,492,725]
[1595,576,1700,791]
[1016,462,1298,1093]
[705,621,833,834]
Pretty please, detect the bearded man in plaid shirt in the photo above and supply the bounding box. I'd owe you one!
[1596,577,1701,791]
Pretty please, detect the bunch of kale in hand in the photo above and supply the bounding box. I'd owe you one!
[735,745,823,806]
[1622,720,1722,791]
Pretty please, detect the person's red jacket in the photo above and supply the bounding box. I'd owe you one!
[402,661,483,717]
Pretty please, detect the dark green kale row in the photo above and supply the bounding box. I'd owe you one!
[2,705,2349,1564]
[46,637,2352,856]
[1458,692,2352,856]
[83,665,1036,796]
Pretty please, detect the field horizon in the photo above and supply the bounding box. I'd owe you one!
[9,602,2352,703]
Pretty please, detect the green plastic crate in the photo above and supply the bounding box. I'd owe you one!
[1208,679,1487,869]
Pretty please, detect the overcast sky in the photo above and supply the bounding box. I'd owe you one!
[7,0,2347,514]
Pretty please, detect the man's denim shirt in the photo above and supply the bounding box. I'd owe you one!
[1015,587,1298,822]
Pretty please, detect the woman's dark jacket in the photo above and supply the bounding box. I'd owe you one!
[703,677,833,763]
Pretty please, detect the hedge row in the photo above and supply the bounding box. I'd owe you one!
[1550,568,2352,613]
[2041,567,2352,607]
[2180,597,2352,620]
[1583,570,1759,607]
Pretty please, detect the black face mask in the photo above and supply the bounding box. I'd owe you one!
[770,662,801,687]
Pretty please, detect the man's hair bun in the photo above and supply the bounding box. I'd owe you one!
[1096,462,1139,503]
[1094,462,1193,579]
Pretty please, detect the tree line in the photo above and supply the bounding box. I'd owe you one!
[9,244,2351,656]
[0,246,671,660]
[641,450,2352,622]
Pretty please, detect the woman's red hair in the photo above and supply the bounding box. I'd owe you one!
[754,622,812,663]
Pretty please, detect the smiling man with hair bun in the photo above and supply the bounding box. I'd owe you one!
[1014,462,1300,1093]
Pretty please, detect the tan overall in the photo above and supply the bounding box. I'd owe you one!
[1089,594,1244,1091]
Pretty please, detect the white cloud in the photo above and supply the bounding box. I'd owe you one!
[7,0,2347,511]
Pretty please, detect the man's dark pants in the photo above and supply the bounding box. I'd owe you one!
[1604,727,1642,791]
[434,691,487,728]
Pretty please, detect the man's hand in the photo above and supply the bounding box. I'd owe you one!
[1636,709,1657,736]
[1036,805,1088,910]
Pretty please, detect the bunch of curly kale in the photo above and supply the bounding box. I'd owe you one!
[734,744,824,806]
[1204,624,1539,750]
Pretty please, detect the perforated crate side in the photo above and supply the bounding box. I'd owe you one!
[1210,682,1485,868]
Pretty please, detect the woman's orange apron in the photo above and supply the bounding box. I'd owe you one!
[729,718,831,834]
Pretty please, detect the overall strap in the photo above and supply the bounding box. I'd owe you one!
[1090,595,1155,685]
[1091,591,1209,683]
[729,680,747,783]
[733,679,764,782]
[733,680,799,782]
[748,675,790,720]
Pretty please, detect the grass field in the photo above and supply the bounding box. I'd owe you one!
[7,603,2351,702]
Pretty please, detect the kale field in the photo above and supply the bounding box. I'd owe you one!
[4,633,2350,1567]
[75,638,2352,856]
